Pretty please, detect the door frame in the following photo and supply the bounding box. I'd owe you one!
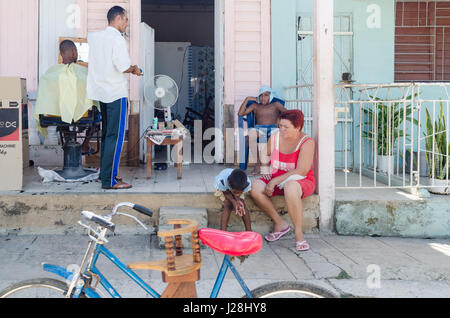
[214,0,225,163]
[139,0,225,164]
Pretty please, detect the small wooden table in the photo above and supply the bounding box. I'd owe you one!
[146,135,183,180]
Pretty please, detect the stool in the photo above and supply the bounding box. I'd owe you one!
[146,136,183,180]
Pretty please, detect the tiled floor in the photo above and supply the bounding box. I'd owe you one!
[13,162,424,201]
[21,163,227,194]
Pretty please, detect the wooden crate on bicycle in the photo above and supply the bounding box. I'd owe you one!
[128,219,202,298]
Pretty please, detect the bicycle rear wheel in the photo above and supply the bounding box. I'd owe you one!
[0,278,72,298]
[248,281,338,298]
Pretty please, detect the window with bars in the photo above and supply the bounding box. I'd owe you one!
[395,1,450,82]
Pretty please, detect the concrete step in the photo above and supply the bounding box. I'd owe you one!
[6,189,449,239]
[158,206,208,248]
[335,195,450,238]
[0,193,320,236]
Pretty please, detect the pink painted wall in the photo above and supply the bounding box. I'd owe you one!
[75,0,272,107]
[224,0,272,109]
[77,0,141,101]
[0,0,39,92]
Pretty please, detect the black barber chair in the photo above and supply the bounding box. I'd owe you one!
[39,108,101,180]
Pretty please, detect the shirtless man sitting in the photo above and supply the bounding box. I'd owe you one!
[238,86,287,175]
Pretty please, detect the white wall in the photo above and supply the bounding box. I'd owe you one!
[39,0,78,79]
[154,42,191,122]
[139,22,155,161]
[31,0,79,146]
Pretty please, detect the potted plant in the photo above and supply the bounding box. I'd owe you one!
[424,102,450,194]
[361,94,418,174]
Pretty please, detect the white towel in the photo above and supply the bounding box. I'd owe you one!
[278,174,306,189]
[148,135,167,145]
[38,167,99,183]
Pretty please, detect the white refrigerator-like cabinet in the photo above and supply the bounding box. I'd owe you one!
[139,22,155,162]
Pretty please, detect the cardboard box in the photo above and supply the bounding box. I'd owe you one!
[0,77,28,191]
[0,77,27,106]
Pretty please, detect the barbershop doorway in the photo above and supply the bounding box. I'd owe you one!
[141,0,220,164]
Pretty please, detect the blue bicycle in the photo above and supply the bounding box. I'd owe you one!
[0,202,336,298]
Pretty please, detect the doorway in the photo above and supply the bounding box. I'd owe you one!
[141,0,220,164]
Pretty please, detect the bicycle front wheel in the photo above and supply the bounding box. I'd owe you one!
[0,278,72,298]
[248,281,338,298]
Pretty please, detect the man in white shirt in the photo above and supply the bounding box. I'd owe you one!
[87,6,142,189]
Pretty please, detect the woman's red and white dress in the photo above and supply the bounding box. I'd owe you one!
[259,132,315,198]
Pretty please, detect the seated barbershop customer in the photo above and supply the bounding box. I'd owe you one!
[250,110,315,252]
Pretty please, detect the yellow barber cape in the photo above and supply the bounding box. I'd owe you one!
[34,63,99,136]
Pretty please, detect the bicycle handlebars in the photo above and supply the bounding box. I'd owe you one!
[132,204,153,217]
[80,202,153,235]
[81,211,116,232]
[109,202,153,218]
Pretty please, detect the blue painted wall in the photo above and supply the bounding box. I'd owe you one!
[272,0,396,95]
[272,0,449,174]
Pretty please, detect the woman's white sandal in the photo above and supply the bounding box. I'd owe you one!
[296,240,310,252]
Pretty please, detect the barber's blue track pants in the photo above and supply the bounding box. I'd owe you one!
[99,98,127,188]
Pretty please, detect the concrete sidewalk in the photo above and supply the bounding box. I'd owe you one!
[1,232,450,298]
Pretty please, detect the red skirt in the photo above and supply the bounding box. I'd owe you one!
[258,177,315,199]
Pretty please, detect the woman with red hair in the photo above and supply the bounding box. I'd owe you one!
[250,110,315,252]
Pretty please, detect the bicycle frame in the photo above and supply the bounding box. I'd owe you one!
[211,255,253,298]
[85,245,254,298]
[84,244,161,298]
[44,234,254,298]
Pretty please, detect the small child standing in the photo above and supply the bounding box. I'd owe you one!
[214,169,252,232]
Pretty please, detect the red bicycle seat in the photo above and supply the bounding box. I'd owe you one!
[198,228,262,257]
